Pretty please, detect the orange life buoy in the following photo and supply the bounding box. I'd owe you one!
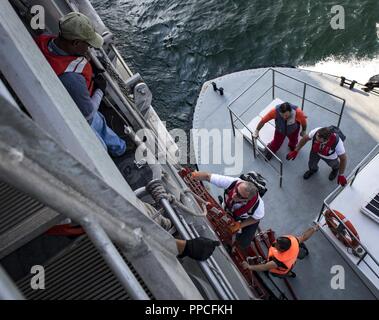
[324,209,360,249]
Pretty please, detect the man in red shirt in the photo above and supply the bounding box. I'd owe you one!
[254,102,307,160]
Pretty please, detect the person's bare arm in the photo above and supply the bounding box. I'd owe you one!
[242,260,277,272]
[295,134,311,152]
[190,171,211,181]
[338,153,347,175]
[256,120,265,132]
[240,217,259,229]
[300,123,307,137]
[297,224,320,243]
[176,239,186,255]
[254,110,275,137]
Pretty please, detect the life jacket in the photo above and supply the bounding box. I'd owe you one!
[311,130,339,157]
[35,35,94,95]
[224,180,259,218]
[275,103,299,135]
[268,235,300,275]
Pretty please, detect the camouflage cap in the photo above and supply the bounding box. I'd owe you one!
[59,12,103,49]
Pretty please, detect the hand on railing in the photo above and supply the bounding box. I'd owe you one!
[253,130,259,138]
[286,150,298,161]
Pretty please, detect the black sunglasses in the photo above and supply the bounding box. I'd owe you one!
[235,184,248,200]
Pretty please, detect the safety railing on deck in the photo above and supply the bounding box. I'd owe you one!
[227,68,346,188]
[317,144,379,282]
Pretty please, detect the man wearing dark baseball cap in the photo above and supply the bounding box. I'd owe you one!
[35,12,127,157]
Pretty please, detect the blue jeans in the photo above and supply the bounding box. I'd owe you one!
[91,111,126,156]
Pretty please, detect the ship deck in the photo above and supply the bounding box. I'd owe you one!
[193,67,379,299]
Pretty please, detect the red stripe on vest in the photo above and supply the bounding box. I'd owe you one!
[225,181,259,218]
[312,132,337,156]
[35,35,94,96]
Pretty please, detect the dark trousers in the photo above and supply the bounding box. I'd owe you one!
[308,151,340,172]
[236,221,260,249]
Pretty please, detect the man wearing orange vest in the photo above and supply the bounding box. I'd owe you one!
[254,102,307,160]
[242,224,319,277]
[35,12,126,156]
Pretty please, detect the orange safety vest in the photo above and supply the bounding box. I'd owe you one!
[268,235,299,275]
[35,35,94,95]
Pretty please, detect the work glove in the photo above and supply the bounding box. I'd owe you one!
[337,175,347,186]
[178,237,220,261]
[228,221,241,234]
[286,150,298,161]
[93,73,107,93]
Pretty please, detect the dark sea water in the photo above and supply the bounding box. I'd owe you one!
[91,0,379,131]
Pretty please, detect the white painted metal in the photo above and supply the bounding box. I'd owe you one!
[0,0,148,215]
[321,152,379,297]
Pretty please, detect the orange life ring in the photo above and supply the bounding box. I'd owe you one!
[324,209,360,249]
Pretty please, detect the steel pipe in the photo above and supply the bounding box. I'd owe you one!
[0,265,24,300]
[82,218,150,300]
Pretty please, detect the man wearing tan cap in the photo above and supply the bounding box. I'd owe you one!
[36,12,126,156]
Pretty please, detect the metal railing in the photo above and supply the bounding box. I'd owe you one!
[229,68,346,127]
[300,68,379,98]
[227,68,347,187]
[228,107,283,187]
[317,144,379,282]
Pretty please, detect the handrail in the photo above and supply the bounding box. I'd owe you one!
[253,136,283,188]
[228,68,272,107]
[227,67,346,188]
[299,68,379,98]
[317,143,379,282]
[323,144,379,203]
[274,85,342,116]
[349,144,379,187]
[240,86,272,119]
[317,203,379,281]
[228,108,283,187]
[228,68,346,128]
[272,68,346,101]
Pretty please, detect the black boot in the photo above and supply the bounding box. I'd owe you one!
[303,169,317,180]
[329,168,339,181]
